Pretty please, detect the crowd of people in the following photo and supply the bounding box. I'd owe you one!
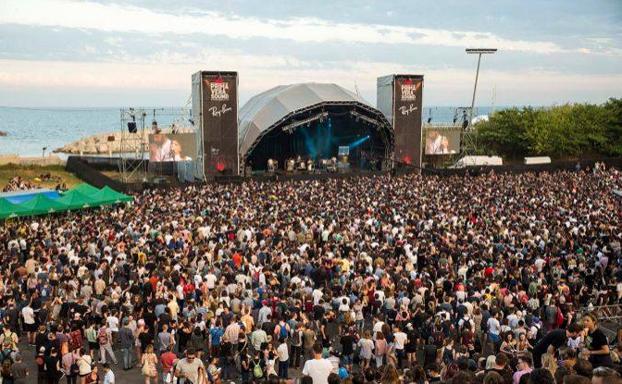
[1,175,67,193]
[0,165,621,384]
[2,176,37,192]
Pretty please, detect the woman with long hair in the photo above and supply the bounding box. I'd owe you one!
[500,332,517,356]
[205,358,221,384]
[140,344,158,384]
[375,331,388,368]
[541,348,558,376]
[381,364,401,384]
[581,312,613,367]
[517,333,533,353]
[358,330,374,369]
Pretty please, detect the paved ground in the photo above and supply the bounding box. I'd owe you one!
[15,340,307,384]
[18,342,148,384]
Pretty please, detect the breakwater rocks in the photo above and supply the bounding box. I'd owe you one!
[54,128,193,154]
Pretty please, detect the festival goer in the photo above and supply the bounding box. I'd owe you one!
[102,363,115,384]
[581,313,613,368]
[302,343,333,384]
[0,167,619,384]
[514,355,533,384]
[533,324,582,368]
[174,348,204,384]
[140,344,157,384]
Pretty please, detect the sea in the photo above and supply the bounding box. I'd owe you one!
[0,106,495,157]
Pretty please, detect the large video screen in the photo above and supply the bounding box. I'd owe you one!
[425,130,461,155]
[149,133,196,162]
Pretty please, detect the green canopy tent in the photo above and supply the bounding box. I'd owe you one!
[0,183,133,220]
[91,186,133,205]
[19,194,69,216]
[72,183,101,196]
[56,189,96,210]
[0,198,32,220]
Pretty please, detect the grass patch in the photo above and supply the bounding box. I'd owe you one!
[0,164,82,190]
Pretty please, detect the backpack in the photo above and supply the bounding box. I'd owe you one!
[253,360,263,379]
[0,332,16,349]
[433,330,444,347]
[0,349,13,363]
[70,330,83,351]
[442,347,454,364]
[545,305,557,324]
[70,355,80,376]
[279,323,288,340]
[291,329,302,346]
[98,328,108,345]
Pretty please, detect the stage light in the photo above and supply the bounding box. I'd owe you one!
[348,135,370,149]
[350,111,379,126]
[281,112,328,133]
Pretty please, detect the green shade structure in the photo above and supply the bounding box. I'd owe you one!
[0,198,32,219]
[72,183,102,196]
[0,183,133,220]
[18,193,69,216]
[91,186,134,205]
[56,189,95,210]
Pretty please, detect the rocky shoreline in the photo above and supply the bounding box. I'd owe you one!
[54,128,193,155]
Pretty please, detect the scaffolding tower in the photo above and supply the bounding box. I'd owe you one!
[455,106,481,158]
[118,105,193,183]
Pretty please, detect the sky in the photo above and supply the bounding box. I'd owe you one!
[0,0,621,107]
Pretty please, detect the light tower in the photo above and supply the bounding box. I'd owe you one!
[466,48,497,125]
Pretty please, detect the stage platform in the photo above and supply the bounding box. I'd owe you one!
[213,169,389,183]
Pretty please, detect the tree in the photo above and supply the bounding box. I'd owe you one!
[474,100,618,159]
[603,98,622,155]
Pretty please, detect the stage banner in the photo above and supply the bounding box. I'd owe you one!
[192,71,239,177]
[377,74,424,168]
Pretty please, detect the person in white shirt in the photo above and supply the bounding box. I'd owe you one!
[205,271,217,290]
[487,312,502,350]
[277,338,289,379]
[102,363,115,384]
[372,317,385,341]
[393,326,408,369]
[312,288,323,305]
[257,301,272,327]
[21,302,36,344]
[302,344,333,384]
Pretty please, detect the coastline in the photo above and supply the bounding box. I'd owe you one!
[0,154,65,166]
